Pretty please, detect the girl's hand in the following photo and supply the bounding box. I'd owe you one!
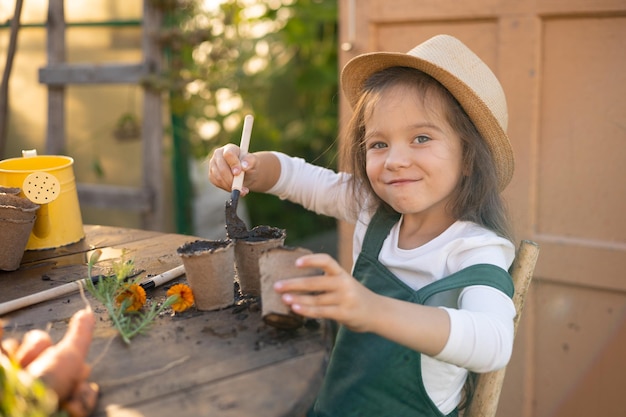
[208,147,280,195]
[273,253,379,333]
[208,144,254,196]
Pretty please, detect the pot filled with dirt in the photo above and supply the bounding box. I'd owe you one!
[0,193,40,271]
[177,239,235,311]
[234,226,286,297]
[259,246,321,329]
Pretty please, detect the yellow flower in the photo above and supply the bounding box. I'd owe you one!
[116,283,147,312]
[167,284,195,312]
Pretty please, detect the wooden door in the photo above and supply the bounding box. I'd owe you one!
[337,1,626,416]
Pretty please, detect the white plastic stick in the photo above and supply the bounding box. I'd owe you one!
[231,114,254,192]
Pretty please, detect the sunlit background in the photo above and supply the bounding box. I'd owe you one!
[0,0,339,250]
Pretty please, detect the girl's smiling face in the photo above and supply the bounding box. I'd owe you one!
[364,83,463,227]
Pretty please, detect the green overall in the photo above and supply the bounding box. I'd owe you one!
[309,208,514,417]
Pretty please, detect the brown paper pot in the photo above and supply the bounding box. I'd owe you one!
[259,246,320,329]
[177,239,235,311]
[0,194,39,271]
[234,226,286,297]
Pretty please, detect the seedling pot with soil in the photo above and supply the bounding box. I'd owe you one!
[0,193,39,271]
[259,246,321,330]
[177,239,235,311]
[234,226,286,297]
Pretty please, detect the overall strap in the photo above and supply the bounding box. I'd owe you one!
[416,263,515,304]
[360,207,401,257]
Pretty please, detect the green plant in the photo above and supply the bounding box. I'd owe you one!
[157,0,339,241]
[84,251,178,344]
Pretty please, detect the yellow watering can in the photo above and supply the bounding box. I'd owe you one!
[0,150,84,250]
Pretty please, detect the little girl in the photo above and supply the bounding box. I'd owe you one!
[209,34,516,417]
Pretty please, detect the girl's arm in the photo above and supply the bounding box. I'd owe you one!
[275,254,514,371]
[210,146,358,222]
[274,253,450,356]
[267,152,357,222]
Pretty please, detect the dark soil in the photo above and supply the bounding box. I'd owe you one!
[242,225,285,242]
[0,193,39,211]
[177,239,231,255]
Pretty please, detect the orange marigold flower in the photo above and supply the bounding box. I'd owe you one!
[167,283,194,312]
[116,283,147,312]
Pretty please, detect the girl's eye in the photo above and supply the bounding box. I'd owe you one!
[414,135,431,144]
[368,141,387,150]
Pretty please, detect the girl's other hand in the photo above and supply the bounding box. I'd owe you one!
[273,253,379,333]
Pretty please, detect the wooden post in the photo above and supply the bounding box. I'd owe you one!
[45,0,66,156]
[0,0,24,158]
[465,240,540,417]
[141,0,164,231]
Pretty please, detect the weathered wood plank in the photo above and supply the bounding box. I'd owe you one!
[88,309,326,413]
[0,231,192,308]
[38,63,147,85]
[112,349,327,417]
[45,0,66,155]
[17,225,162,266]
[140,0,165,231]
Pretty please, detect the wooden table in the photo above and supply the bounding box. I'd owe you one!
[1,225,329,416]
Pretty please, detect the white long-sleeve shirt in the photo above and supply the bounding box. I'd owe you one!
[267,152,516,414]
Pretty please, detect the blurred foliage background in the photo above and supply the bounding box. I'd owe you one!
[158,0,339,243]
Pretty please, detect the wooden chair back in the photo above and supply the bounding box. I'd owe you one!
[465,240,540,417]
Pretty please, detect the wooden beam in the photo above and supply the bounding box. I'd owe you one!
[77,183,153,212]
[39,63,147,85]
[141,0,165,230]
[45,0,66,155]
[0,0,24,158]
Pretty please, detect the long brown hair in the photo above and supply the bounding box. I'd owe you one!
[340,66,514,241]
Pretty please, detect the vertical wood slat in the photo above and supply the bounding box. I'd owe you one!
[465,241,540,417]
[45,0,65,156]
[141,0,163,231]
[0,0,24,157]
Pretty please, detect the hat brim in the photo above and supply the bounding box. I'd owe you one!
[341,50,514,191]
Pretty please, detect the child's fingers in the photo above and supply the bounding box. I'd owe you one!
[14,329,53,367]
[221,144,246,174]
[295,253,343,275]
[282,291,338,309]
[208,149,236,190]
[290,300,340,321]
[1,337,20,357]
[274,274,331,294]
[61,381,99,417]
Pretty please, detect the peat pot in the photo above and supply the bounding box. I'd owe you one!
[234,226,286,297]
[0,194,39,270]
[177,239,235,311]
[259,246,321,329]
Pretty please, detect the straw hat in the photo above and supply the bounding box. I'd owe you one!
[341,34,514,191]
